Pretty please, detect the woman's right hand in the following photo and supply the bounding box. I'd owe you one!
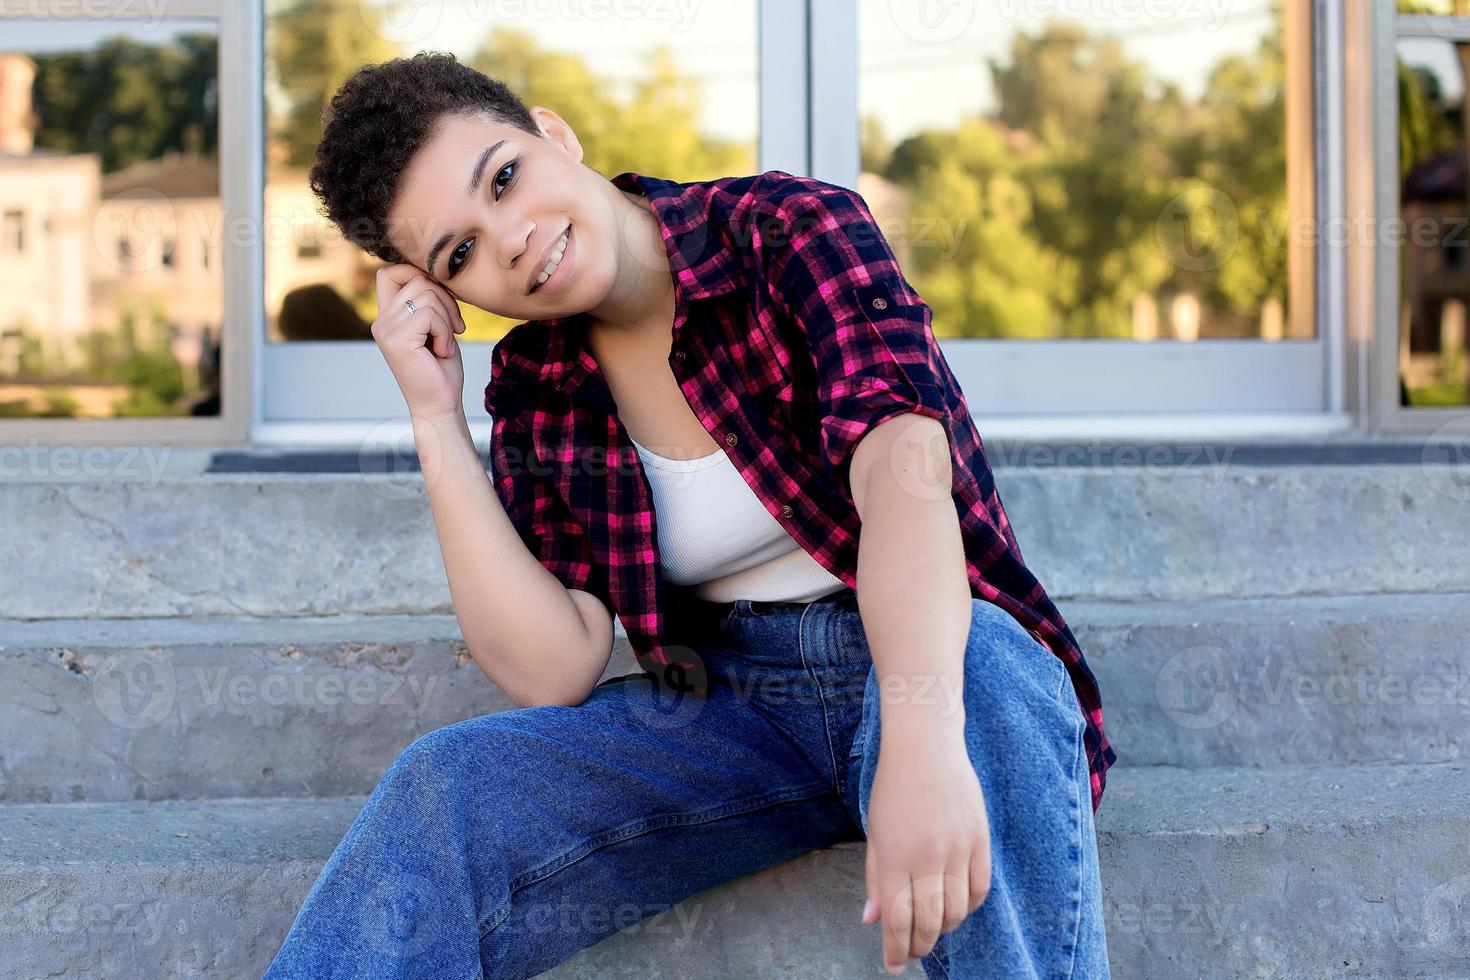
[371,264,468,421]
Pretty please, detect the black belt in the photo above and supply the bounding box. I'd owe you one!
[670,585,857,630]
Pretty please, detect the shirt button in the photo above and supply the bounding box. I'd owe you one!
[780,503,794,518]
[673,350,686,361]
[724,432,738,446]
[871,297,888,310]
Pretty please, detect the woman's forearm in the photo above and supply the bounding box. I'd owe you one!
[409,411,611,707]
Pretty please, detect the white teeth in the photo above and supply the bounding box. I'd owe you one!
[534,228,570,289]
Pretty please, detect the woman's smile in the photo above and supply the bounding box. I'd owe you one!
[530,222,574,295]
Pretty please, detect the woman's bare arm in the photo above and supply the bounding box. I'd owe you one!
[410,411,615,708]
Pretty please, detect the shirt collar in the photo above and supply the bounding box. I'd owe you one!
[506,170,744,398]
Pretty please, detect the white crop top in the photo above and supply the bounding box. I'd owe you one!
[629,434,849,604]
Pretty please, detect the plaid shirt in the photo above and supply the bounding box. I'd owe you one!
[483,169,1116,812]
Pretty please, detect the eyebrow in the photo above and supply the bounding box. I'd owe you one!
[425,139,505,276]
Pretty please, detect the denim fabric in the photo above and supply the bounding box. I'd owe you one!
[263,590,1108,979]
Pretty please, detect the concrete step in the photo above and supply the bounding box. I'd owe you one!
[1,760,1466,979]
[3,452,1466,618]
[5,593,1468,803]
[1074,590,1470,769]
[0,612,638,804]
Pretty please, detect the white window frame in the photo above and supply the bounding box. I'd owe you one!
[809,0,1354,440]
[1379,1,1470,433]
[3,0,1397,445]
[254,0,798,446]
[0,0,251,448]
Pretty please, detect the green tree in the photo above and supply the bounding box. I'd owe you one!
[267,0,399,167]
[30,34,218,171]
[469,28,752,182]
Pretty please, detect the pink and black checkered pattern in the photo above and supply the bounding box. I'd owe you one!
[483,169,1117,813]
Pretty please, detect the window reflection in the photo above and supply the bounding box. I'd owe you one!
[264,0,758,345]
[858,1,1310,342]
[0,21,221,418]
[1398,37,1470,407]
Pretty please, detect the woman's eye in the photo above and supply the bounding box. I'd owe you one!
[493,159,517,198]
[447,239,473,277]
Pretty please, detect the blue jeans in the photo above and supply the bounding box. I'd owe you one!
[263,589,1108,979]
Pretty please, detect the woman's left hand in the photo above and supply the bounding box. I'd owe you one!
[862,727,991,975]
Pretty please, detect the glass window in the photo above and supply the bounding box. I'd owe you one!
[857,2,1311,343]
[0,20,221,419]
[263,0,759,346]
[2,208,22,253]
[1399,1,1468,13]
[1397,36,1470,407]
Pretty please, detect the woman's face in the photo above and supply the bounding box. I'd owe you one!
[386,107,616,320]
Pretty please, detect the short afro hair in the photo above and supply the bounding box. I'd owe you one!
[308,51,541,266]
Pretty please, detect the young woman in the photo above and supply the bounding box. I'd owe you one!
[265,52,1116,979]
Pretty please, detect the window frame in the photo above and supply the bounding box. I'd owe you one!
[811,0,1352,437]
[253,0,790,447]
[1378,1,1470,431]
[0,0,249,446]
[1,0,1400,445]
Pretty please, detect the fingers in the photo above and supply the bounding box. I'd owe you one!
[880,863,914,975]
[873,856,984,972]
[400,287,456,358]
[863,836,879,925]
[940,861,969,936]
[968,843,991,916]
[374,267,467,359]
[374,263,421,311]
[906,868,944,965]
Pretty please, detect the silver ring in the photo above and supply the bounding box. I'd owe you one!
[403,298,417,314]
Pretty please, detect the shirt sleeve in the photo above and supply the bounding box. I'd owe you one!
[484,344,611,612]
[758,176,954,503]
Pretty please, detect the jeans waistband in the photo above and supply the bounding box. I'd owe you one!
[667,585,858,638]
